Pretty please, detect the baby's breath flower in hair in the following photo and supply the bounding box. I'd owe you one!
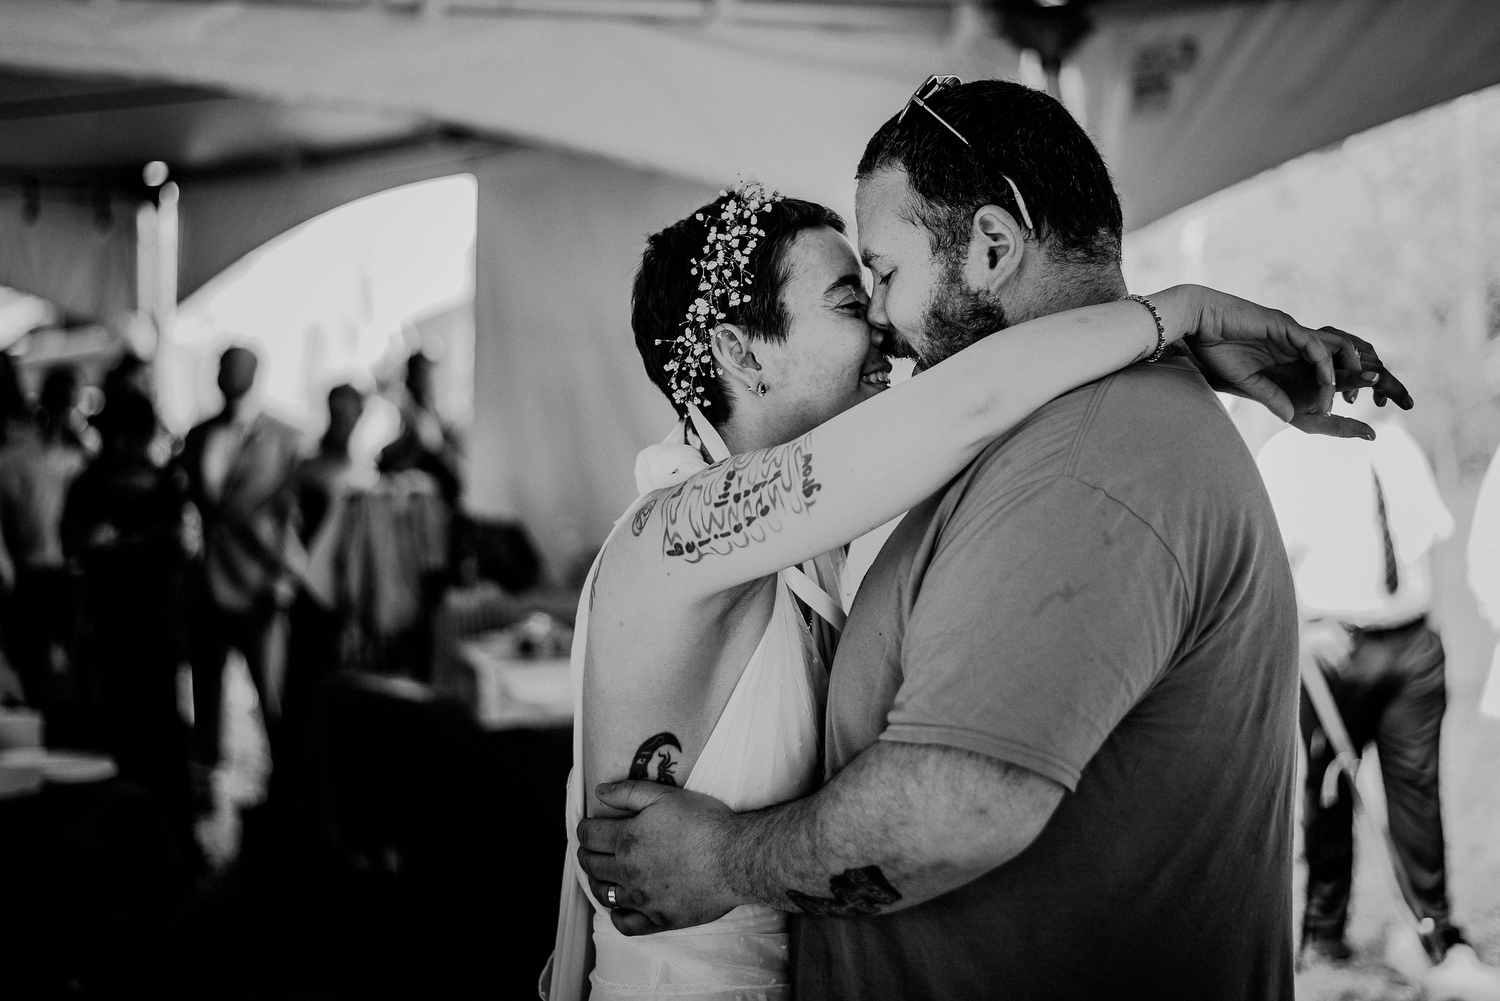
[659,180,783,409]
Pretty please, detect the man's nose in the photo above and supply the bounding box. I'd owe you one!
[866,287,892,340]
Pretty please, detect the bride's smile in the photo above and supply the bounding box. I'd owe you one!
[728,224,890,438]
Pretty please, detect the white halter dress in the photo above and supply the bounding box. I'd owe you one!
[545,407,844,1001]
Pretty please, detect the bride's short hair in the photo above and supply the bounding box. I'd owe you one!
[633,193,844,424]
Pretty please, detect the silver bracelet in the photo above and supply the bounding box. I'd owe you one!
[1123,293,1166,363]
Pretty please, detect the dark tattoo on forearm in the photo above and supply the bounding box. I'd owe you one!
[627,732,682,786]
[630,497,657,537]
[786,866,902,917]
[661,435,822,563]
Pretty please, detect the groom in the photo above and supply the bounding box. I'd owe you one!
[579,80,1393,999]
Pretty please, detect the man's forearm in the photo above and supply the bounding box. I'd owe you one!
[712,740,1063,917]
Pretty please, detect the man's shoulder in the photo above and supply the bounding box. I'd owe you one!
[961,358,1226,490]
[933,359,1265,558]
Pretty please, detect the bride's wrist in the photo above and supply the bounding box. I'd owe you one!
[1150,285,1201,348]
[1120,291,1169,362]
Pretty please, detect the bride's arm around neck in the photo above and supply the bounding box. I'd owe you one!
[601,292,1182,605]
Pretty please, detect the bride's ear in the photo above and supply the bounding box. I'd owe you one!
[967,204,1025,294]
[710,324,760,386]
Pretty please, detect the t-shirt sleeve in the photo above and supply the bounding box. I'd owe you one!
[881,475,1189,791]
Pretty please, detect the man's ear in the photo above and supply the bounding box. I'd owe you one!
[966,204,1025,294]
[709,324,760,389]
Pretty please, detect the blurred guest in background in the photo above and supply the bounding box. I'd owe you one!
[63,390,195,860]
[0,365,89,721]
[292,383,365,544]
[277,383,365,842]
[0,354,30,707]
[378,352,461,506]
[179,346,303,809]
[1258,397,1466,967]
[102,352,155,403]
[104,352,179,468]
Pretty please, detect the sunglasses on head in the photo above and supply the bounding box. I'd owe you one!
[897,74,1036,232]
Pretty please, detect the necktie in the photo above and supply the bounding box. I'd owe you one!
[1373,469,1399,595]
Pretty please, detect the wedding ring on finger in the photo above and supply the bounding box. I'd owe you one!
[606,884,619,908]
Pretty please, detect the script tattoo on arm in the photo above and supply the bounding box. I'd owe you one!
[785,865,902,917]
[660,435,822,563]
[628,732,682,786]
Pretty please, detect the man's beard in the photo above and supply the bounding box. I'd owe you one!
[910,254,1009,370]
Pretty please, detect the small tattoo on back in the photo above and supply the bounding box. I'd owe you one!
[628,732,682,786]
[786,866,902,917]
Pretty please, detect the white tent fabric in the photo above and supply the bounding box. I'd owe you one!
[0,185,137,324]
[174,140,504,303]
[467,148,713,571]
[1073,0,1500,225]
[3,0,1499,238]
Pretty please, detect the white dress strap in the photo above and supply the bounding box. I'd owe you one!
[686,402,733,463]
[781,565,846,632]
[687,403,844,633]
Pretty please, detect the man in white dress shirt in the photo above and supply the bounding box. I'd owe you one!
[1466,443,1500,718]
[1258,396,1462,966]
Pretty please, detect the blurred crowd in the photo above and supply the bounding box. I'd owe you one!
[0,345,466,869]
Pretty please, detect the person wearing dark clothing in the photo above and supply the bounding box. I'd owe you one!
[292,384,365,544]
[178,347,303,801]
[378,353,461,506]
[63,391,195,860]
[1259,405,1470,967]
[278,384,365,847]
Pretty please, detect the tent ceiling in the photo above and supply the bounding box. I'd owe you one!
[0,68,430,186]
[0,0,1498,246]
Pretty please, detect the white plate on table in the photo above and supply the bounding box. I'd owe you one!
[0,747,117,785]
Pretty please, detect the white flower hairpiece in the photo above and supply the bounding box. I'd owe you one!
[658,180,783,409]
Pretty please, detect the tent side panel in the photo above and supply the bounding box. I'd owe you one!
[469,149,710,583]
[0,187,136,323]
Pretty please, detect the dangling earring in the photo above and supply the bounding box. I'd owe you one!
[747,381,767,397]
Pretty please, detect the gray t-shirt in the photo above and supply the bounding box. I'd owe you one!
[792,359,1298,1001]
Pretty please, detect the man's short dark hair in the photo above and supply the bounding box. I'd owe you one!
[857,80,1122,268]
[633,194,845,424]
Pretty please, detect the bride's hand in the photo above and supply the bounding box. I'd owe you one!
[1156,286,1413,438]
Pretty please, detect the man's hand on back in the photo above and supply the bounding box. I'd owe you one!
[578,782,743,935]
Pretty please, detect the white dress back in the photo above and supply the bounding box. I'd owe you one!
[544,409,838,1001]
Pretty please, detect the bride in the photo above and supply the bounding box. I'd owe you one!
[545,182,1369,1000]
